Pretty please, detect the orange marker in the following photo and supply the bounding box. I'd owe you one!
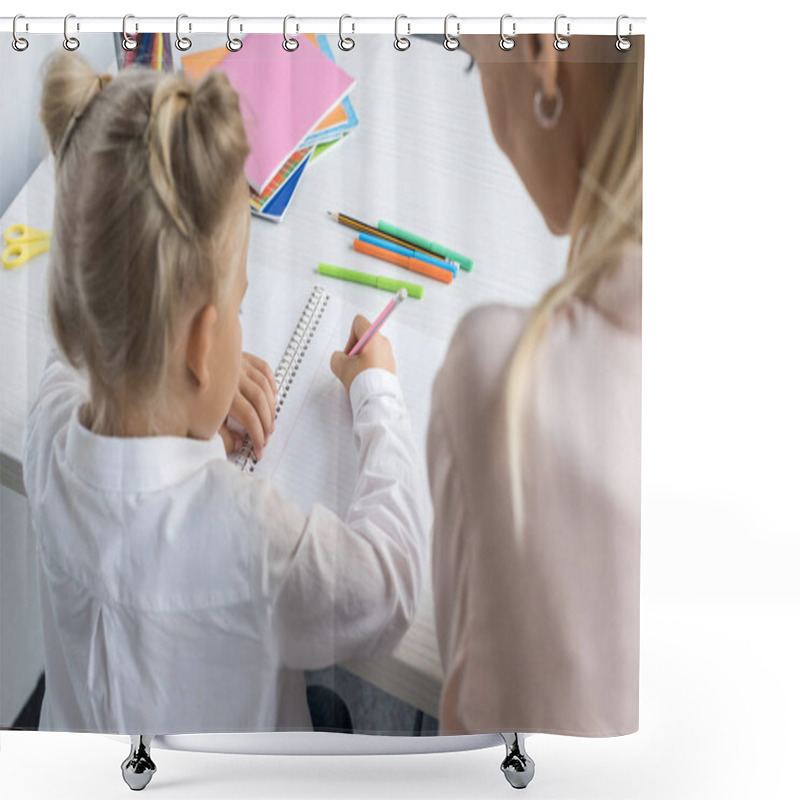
[354,239,454,285]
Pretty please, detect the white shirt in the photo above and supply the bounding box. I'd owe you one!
[23,354,430,735]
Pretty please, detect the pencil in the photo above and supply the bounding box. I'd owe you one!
[327,211,456,265]
[348,289,407,357]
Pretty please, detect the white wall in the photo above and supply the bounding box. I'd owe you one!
[0,33,117,215]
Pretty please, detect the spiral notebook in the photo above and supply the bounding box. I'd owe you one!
[229,276,446,518]
[232,284,333,475]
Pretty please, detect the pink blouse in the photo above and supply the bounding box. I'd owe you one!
[427,246,642,736]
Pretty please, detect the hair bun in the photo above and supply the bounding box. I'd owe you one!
[40,51,112,156]
[150,75,194,118]
[148,70,248,239]
[148,74,198,236]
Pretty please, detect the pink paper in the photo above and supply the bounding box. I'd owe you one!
[217,34,356,193]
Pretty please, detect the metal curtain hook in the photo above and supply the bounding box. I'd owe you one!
[175,14,192,51]
[283,15,299,51]
[338,15,355,51]
[443,14,460,51]
[63,14,80,51]
[12,14,29,52]
[394,15,410,51]
[122,15,138,51]
[227,15,243,51]
[499,14,515,51]
[616,15,632,51]
[554,14,570,51]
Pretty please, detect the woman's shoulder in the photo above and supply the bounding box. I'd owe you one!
[437,304,530,395]
[430,304,532,449]
[454,303,529,342]
[581,242,642,335]
[434,245,641,424]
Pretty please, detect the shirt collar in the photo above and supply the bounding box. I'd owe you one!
[64,408,228,493]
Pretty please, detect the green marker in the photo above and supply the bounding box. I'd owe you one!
[318,263,424,299]
[377,221,473,271]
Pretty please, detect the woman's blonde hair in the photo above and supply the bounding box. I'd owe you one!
[40,52,249,435]
[504,46,644,535]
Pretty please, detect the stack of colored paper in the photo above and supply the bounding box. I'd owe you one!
[182,34,358,222]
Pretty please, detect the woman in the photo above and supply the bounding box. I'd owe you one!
[428,34,643,736]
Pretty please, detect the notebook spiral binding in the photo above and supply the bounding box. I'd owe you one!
[234,285,330,474]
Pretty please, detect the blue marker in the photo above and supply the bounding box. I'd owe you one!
[357,232,458,278]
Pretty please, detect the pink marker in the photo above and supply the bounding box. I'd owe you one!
[347,289,407,357]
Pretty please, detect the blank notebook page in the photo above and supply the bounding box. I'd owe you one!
[240,271,445,518]
[217,34,356,194]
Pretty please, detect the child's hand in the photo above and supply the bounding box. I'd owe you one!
[220,352,277,459]
[330,314,397,392]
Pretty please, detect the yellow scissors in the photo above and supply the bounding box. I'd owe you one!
[2,224,51,270]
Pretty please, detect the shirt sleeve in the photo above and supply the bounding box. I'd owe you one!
[251,368,432,671]
[22,350,88,506]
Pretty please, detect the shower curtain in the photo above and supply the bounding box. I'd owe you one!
[0,22,643,748]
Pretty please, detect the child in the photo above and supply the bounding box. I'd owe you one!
[23,52,429,735]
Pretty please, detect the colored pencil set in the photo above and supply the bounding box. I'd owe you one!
[121,33,173,71]
[321,211,473,299]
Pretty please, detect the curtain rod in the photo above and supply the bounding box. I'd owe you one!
[0,16,646,38]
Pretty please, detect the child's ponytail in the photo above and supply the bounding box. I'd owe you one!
[41,54,249,435]
[148,71,248,242]
[40,52,112,158]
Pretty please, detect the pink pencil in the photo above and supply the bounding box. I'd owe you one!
[347,289,407,357]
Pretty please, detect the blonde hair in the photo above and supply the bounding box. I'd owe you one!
[505,47,644,535]
[40,52,249,435]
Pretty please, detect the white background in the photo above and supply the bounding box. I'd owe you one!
[1,0,798,798]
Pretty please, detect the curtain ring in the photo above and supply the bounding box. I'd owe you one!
[121,15,138,51]
[175,14,192,51]
[283,15,299,52]
[227,15,243,52]
[338,15,355,51]
[554,14,570,51]
[443,14,460,51]
[499,14,515,50]
[63,14,80,51]
[12,14,29,52]
[394,15,411,51]
[616,15,632,51]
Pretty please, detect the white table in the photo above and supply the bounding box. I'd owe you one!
[0,35,568,720]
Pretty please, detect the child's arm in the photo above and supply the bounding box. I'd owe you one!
[248,320,431,671]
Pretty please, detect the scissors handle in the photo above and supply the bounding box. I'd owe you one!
[3,224,51,246]
[2,238,51,269]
